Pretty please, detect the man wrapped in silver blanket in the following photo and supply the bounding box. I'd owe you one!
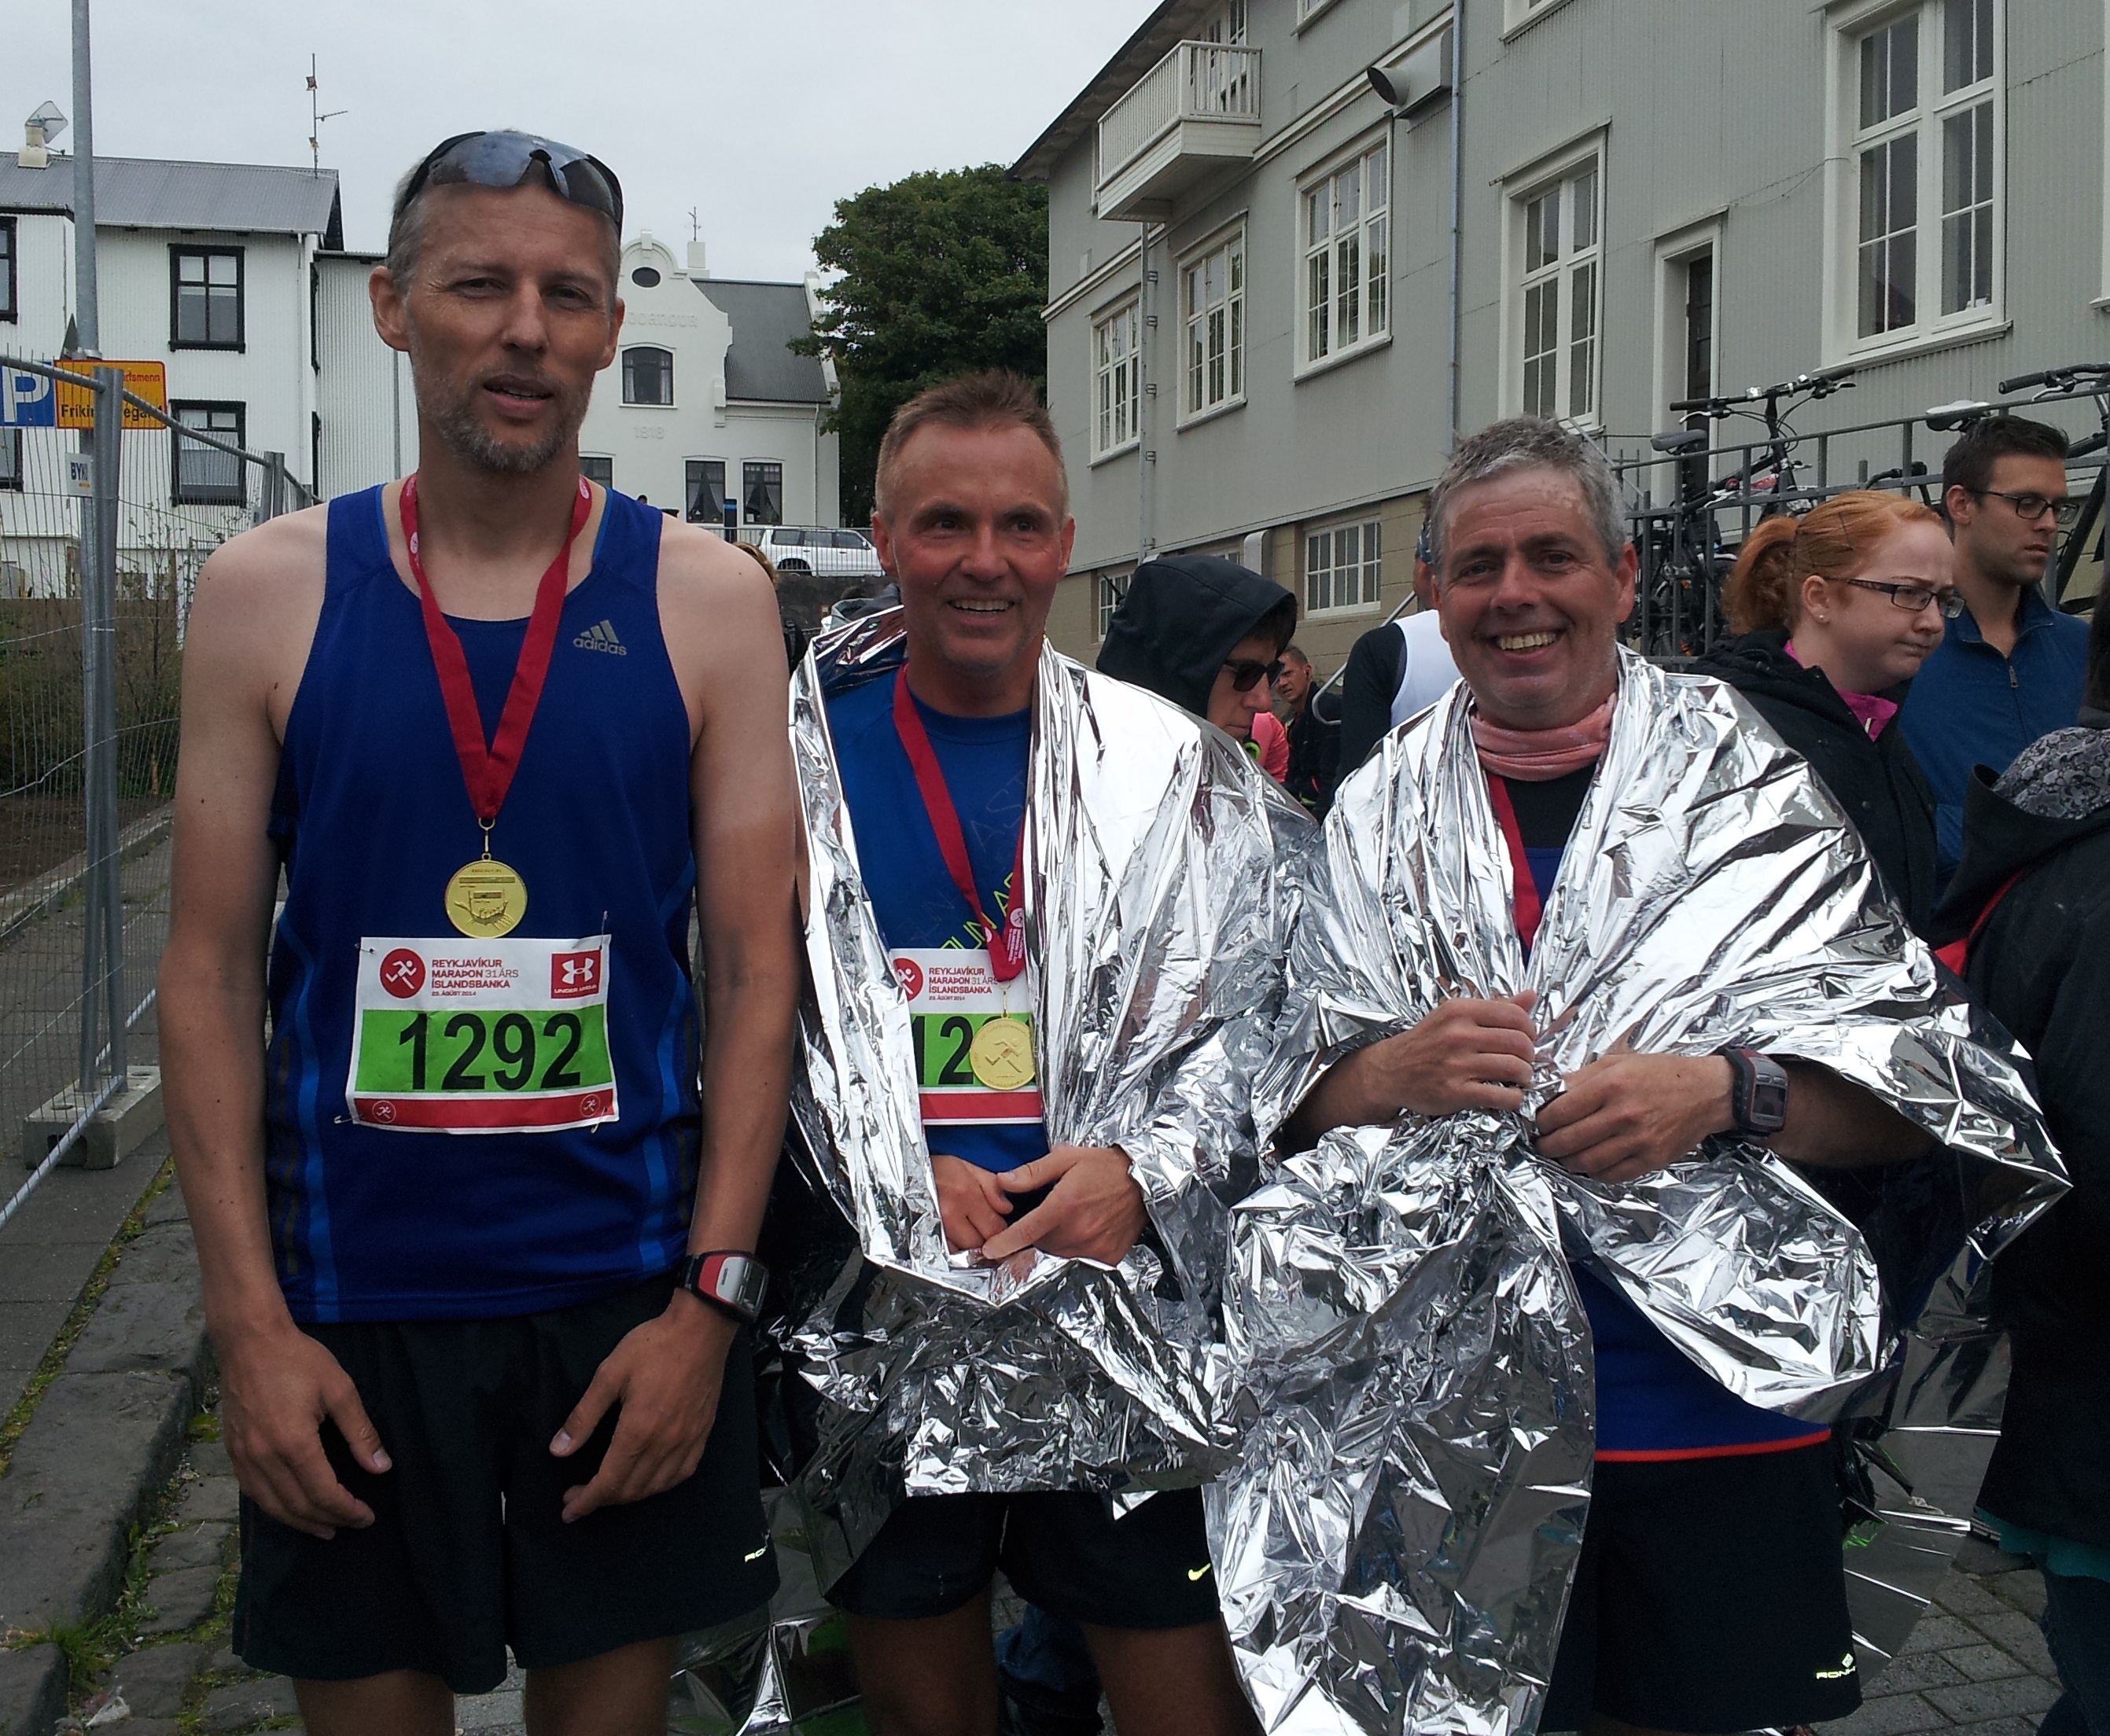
[1225,418,2064,1736]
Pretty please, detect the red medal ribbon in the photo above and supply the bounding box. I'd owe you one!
[399,471,591,826]
[891,670,1029,982]
[1485,775,1544,951]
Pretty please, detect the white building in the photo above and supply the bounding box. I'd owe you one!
[576,233,841,531]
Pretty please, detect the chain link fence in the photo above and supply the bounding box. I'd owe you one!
[2,356,312,1228]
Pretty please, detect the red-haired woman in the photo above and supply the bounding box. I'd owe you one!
[1694,491,1953,935]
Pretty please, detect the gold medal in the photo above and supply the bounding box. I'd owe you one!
[969,1016,1036,1091]
[445,855,528,938]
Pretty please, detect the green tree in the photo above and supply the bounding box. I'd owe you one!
[796,164,1049,525]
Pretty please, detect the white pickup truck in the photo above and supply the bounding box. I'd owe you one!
[747,525,885,581]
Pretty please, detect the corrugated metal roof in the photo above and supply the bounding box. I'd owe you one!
[0,153,342,244]
[696,279,832,404]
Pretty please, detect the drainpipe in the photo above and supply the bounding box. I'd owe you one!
[1447,0,1465,451]
[1138,220,1157,568]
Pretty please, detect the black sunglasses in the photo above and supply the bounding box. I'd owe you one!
[1223,657,1285,693]
[400,131,624,232]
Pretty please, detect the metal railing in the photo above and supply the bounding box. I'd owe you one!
[0,354,313,1233]
[1097,41,1261,190]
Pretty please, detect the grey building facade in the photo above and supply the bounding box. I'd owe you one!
[1016,0,2108,671]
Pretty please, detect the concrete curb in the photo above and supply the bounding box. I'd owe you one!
[0,1183,209,1735]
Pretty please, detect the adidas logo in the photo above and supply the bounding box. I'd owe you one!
[573,619,628,657]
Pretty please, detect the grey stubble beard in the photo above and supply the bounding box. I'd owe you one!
[406,316,594,477]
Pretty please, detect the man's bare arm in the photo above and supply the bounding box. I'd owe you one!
[159,509,388,1539]
[552,523,801,1520]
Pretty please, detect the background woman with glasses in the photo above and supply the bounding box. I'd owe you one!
[1698,491,1950,934]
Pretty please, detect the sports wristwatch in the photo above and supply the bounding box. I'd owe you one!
[1717,1046,1790,1138]
[678,1251,769,1326]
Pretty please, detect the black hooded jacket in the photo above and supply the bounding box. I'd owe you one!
[1692,630,1939,936]
[1096,555,1296,719]
[1935,730,2110,1551]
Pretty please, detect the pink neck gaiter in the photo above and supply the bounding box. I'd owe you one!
[1469,693,1616,781]
[1785,641,1898,739]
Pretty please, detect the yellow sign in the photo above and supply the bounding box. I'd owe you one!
[57,361,169,430]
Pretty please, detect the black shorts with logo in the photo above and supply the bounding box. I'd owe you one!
[233,1272,776,1694]
[827,1487,1221,1631]
[1541,1442,1861,1731]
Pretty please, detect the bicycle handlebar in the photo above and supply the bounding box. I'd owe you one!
[1670,365,1857,417]
[1997,362,2110,394]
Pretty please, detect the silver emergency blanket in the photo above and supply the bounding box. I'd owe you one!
[781,608,1313,1578]
[1221,649,2063,1734]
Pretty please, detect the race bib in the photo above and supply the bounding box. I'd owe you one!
[893,947,1041,1125]
[347,935,618,1134]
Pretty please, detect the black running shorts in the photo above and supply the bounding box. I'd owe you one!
[233,1273,776,1694]
[827,1487,1221,1631]
[1541,1442,1862,1731]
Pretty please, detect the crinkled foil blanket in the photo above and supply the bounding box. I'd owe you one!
[1218,650,2061,1734]
[676,641,2062,1735]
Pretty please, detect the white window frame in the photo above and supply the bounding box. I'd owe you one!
[1651,217,1724,432]
[1091,297,1143,462]
[621,345,676,407]
[1304,516,1383,619]
[1823,0,2005,363]
[1178,225,1246,426]
[1297,135,1392,378]
[1096,571,1130,642]
[1502,0,1574,33]
[1502,136,1604,428]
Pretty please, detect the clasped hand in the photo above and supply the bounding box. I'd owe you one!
[931,1146,1147,1266]
[1347,993,1736,1181]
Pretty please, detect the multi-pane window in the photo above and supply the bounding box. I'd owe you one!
[171,402,245,506]
[0,219,16,322]
[1850,0,2001,343]
[171,248,243,349]
[1518,156,1600,423]
[0,429,21,491]
[622,346,674,406]
[1093,300,1141,458]
[1303,143,1390,366]
[742,461,783,526]
[1096,572,1130,642]
[1182,232,1245,420]
[580,455,614,489]
[1306,518,1382,615]
[686,459,727,522]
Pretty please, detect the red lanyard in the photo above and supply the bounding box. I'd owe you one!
[1485,775,1544,951]
[891,670,1029,980]
[399,472,591,826]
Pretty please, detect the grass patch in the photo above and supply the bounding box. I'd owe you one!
[0,1158,174,1481]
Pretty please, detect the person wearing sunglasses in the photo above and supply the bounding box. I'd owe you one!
[159,131,801,1734]
[1897,414,2090,880]
[1699,490,1950,936]
[1096,554,1300,752]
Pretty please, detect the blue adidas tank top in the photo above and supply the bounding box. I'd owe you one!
[264,486,698,1322]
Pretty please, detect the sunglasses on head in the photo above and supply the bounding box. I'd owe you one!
[1223,657,1285,693]
[400,131,624,232]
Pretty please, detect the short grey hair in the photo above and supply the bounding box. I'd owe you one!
[1424,417,1629,569]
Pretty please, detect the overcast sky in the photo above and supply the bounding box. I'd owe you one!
[13,1,1147,281]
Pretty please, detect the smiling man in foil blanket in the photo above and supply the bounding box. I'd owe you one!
[1213,417,2064,1736]
[772,371,1313,1736]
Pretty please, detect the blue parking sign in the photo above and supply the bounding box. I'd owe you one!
[1,368,57,426]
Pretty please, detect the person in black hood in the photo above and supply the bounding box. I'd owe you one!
[1694,491,1953,935]
[1096,554,1300,749]
[1933,601,2110,1736]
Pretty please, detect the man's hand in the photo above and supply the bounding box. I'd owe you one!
[551,1291,737,1524]
[932,1151,1014,1252]
[980,1146,1147,1265]
[219,1321,390,1540]
[1536,1052,1736,1183]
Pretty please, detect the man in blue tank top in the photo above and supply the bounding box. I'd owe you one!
[813,375,1261,1736]
[158,132,800,1734]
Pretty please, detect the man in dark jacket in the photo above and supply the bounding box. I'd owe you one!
[1936,606,2110,1736]
[1096,554,1299,747]
[1693,630,1939,935]
[1273,645,1341,815]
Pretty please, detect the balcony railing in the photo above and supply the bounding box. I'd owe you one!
[1096,42,1261,219]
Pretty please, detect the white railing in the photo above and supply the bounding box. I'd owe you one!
[1097,42,1261,192]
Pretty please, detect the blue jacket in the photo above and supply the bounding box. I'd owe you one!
[1898,586,2087,877]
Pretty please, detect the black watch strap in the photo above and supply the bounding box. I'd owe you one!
[679,1251,768,1326]
[1718,1046,1789,1136]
